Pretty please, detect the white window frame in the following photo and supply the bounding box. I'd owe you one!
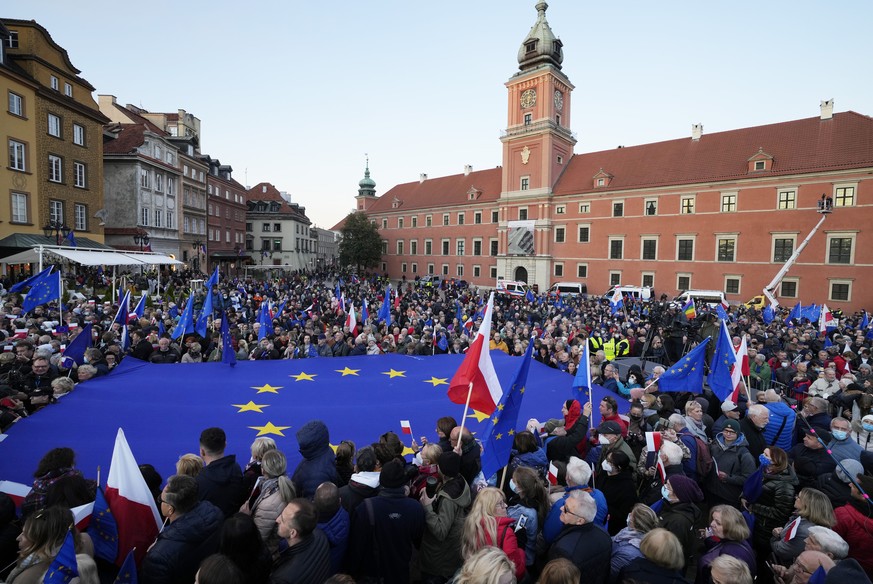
[577,223,591,243]
[47,113,61,137]
[579,203,590,213]
[825,232,857,265]
[720,191,738,213]
[776,187,797,210]
[473,265,481,278]
[608,236,624,260]
[457,212,465,225]
[771,233,798,263]
[490,266,498,279]
[48,154,62,183]
[154,209,163,228]
[456,239,465,256]
[428,263,435,275]
[754,160,766,171]
[715,234,738,263]
[11,192,28,223]
[442,264,449,276]
[680,195,696,215]
[780,278,799,299]
[724,275,741,296]
[398,217,404,229]
[140,169,150,188]
[401,262,407,274]
[441,238,450,256]
[828,279,853,303]
[576,263,588,279]
[64,82,72,97]
[640,236,658,261]
[833,183,857,207]
[73,124,85,146]
[489,238,498,256]
[612,200,625,217]
[154,173,163,193]
[141,207,149,226]
[676,235,696,261]
[424,239,433,256]
[642,272,655,288]
[49,200,63,224]
[8,91,23,116]
[410,240,418,255]
[9,139,26,171]
[50,75,59,90]
[609,271,622,287]
[456,264,464,277]
[555,205,565,215]
[554,226,566,243]
[472,238,483,256]
[520,176,530,191]
[554,262,564,277]
[677,273,692,291]
[396,240,404,255]
[518,207,528,220]
[73,161,86,188]
[644,198,658,216]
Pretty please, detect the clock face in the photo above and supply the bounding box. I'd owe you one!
[520,89,537,109]
[554,90,563,111]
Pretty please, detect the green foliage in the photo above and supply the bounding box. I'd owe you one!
[338,212,383,272]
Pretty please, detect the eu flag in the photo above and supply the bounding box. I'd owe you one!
[762,305,774,325]
[9,266,52,294]
[114,550,138,584]
[44,530,78,584]
[195,288,214,338]
[786,302,801,324]
[22,270,61,313]
[205,267,220,289]
[480,338,534,479]
[657,338,710,393]
[258,302,272,341]
[525,289,535,303]
[861,310,869,330]
[378,288,392,326]
[221,310,236,367]
[708,322,736,401]
[361,299,369,323]
[87,487,119,563]
[171,295,196,340]
[64,323,92,366]
[571,342,592,398]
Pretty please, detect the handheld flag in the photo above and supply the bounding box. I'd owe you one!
[783,516,801,541]
[716,303,729,322]
[361,298,369,323]
[656,338,710,393]
[861,311,869,330]
[708,321,737,401]
[105,428,161,566]
[64,323,92,366]
[9,266,52,294]
[762,305,774,325]
[113,291,131,326]
[547,462,559,486]
[131,295,146,320]
[683,299,697,320]
[448,292,502,415]
[195,287,214,338]
[171,294,196,340]
[742,463,767,504]
[65,230,77,248]
[87,487,119,563]
[114,550,138,584]
[479,337,534,479]
[571,342,592,401]
[378,288,392,326]
[43,530,79,584]
[610,288,623,315]
[205,266,219,288]
[819,304,836,332]
[400,420,412,435]
[21,270,61,313]
[221,310,236,367]
[525,288,535,303]
[345,303,357,335]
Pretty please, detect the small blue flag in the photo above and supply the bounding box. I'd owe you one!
[221,310,236,367]
[172,294,196,340]
[87,487,118,563]
[22,270,61,313]
[437,333,448,352]
[113,290,131,326]
[168,305,179,319]
[808,566,827,584]
[716,303,729,322]
[64,323,92,366]
[113,549,138,584]
[258,302,271,341]
[762,305,774,324]
[158,320,166,337]
[378,288,392,326]
[205,266,219,288]
[195,288,213,338]
[525,289,535,303]
[658,337,710,393]
[43,530,79,584]
[861,311,869,330]
[787,302,801,325]
[65,230,77,248]
[361,298,369,323]
[743,463,767,504]
[708,321,736,401]
[132,295,146,320]
[9,266,52,294]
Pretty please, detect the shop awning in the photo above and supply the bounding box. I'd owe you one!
[0,245,184,266]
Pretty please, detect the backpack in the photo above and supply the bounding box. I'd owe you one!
[693,437,714,480]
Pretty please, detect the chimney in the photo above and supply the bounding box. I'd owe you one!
[820,99,834,120]
[464,164,472,176]
[691,123,703,141]
[419,173,427,183]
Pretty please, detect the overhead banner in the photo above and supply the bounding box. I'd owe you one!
[507,220,536,255]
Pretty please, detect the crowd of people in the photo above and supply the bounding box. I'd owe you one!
[1,268,873,584]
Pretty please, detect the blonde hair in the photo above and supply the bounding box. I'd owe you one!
[462,487,504,560]
[454,547,516,584]
[710,505,750,541]
[176,453,204,477]
[640,528,684,571]
[684,400,702,414]
[710,555,752,584]
[537,558,579,584]
[250,437,277,460]
[797,488,837,528]
[421,443,442,465]
[629,503,659,534]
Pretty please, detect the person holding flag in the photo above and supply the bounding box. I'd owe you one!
[770,487,837,568]
[5,506,89,584]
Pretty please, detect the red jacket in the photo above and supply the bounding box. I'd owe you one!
[482,516,527,579]
[833,502,873,577]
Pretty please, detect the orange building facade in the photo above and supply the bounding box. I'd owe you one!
[352,3,873,310]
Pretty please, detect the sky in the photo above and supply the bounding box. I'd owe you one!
[8,1,871,229]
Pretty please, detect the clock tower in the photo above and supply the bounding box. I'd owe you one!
[501,1,575,195]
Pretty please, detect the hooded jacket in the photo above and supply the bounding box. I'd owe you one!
[291,420,340,499]
[338,471,380,514]
[141,501,224,584]
[610,528,644,583]
[420,476,471,578]
[707,433,755,504]
[749,466,798,549]
[196,454,246,518]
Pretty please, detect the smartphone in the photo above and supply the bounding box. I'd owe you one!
[765,562,776,573]
[514,515,528,532]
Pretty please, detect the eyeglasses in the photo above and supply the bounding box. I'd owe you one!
[560,505,585,520]
[722,428,737,434]
[792,559,820,575]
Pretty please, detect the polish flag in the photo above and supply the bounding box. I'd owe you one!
[0,480,31,508]
[730,334,749,403]
[447,293,503,415]
[783,516,801,541]
[400,420,412,435]
[105,428,161,566]
[645,432,663,453]
[71,501,95,530]
[548,462,559,486]
[345,303,357,335]
[819,304,836,332]
[656,457,667,482]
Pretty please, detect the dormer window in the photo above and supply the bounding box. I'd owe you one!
[597,178,605,186]
[754,160,766,171]
[525,40,537,54]
[593,169,614,188]
[747,147,774,172]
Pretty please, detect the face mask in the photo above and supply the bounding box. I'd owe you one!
[661,485,671,500]
[782,362,790,368]
[629,415,642,421]
[831,430,848,441]
[863,423,873,432]
[601,460,613,473]
[626,514,632,526]
[758,454,772,466]
[509,479,518,494]
[598,434,611,445]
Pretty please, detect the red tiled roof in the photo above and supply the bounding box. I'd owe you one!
[103,124,145,154]
[553,111,873,195]
[246,182,311,223]
[366,168,503,214]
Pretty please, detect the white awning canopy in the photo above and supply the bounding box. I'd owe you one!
[1,245,184,266]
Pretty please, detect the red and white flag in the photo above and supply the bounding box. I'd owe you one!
[656,457,667,482]
[345,303,357,335]
[819,304,836,332]
[0,480,31,508]
[447,292,503,415]
[645,432,663,453]
[105,428,162,566]
[400,420,412,435]
[71,501,95,530]
[730,333,748,403]
[783,516,801,541]
[547,462,559,486]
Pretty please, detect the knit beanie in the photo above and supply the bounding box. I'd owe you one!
[668,474,703,503]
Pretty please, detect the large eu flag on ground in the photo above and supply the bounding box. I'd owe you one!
[0,352,573,483]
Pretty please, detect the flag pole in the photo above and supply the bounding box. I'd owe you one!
[455,382,474,455]
[96,465,100,489]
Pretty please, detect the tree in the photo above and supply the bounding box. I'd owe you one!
[338,212,383,272]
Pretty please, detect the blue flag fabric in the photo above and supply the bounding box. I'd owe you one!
[571,342,591,394]
[114,549,138,584]
[22,270,60,313]
[378,289,392,325]
[454,301,462,325]
[158,320,166,337]
[113,291,131,326]
[168,305,179,320]
[2,353,580,486]
[742,464,766,504]
[861,311,869,330]
[195,288,214,338]
[437,333,448,352]
[762,305,774,324]
[132,295,146,320]
[361,299,369,324]
[787,303,801,323]
[9,266,52,294]
[221,310,236,367]
[258,302,271,341]
[824,335,833,349]
[480,338,535,479]
[657,338,710,393]
[275,300,287,323]
[65,230,77,248]
[801,304,821,323]
[87,487,119,563]
[171,295,196,340]
[808,566,827,584]
[335,282,342,301]
[708,323,736,401]
[64,323,92,366]
[716,304,729,322]
[44,530,79,584]
[525,289,535,303]
[205,267,220,288]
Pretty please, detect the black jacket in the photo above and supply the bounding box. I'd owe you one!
[739,416,767,459]
[547,522,612,584]
[659,501,701,568]
[291,420,340,499]
[601,470,638,536]
[790,444,837,488]
[618,557,690,584]
[141,501,224,584]
[269,529,331,584]
[196,455,247,518]
[338,477,380,514]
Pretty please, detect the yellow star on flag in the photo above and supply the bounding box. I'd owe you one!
[497,404,505,411]
[425,377,449,386]
[329,443,339,453]
[495,433,503,440]
[335,367,360,376]
[252,383,282,394]
[508,429,515,436]
[402,446,416,457]
[291,372,317,381]
[382,369,406,378]
[468,410,490,423]
[248,422,292,437]
[232,401,270,413]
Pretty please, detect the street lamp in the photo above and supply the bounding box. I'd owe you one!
[43,221,70,245]
[192,240,203,273]
[133,232,150,251]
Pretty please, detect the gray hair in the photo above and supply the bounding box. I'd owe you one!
[567,489,597,523]
[566,456,591,487]
[747,404,768,419]
[660,441,683,465]
[807,526,849,560]
[668,414,687,430]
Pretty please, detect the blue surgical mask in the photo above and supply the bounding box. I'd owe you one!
[831,430,848,441]
[758,454,772,466]
[863,423,873,432]
[509,479,518,494]
[661,485,670,500]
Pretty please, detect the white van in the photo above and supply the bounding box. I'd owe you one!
[549,282,588,297]
[496,277,529,297]
[602,285,653,302]
[675,289,727,308]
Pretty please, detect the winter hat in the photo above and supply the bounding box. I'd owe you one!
[836,459,864,484]
[723,419,741,434]
[438,451,462,478]
[825,559,871,584]
[721,400,738,412]
[862,414,873,426]
[667,475,704,503]
[597,421,622,435]
[380,460,408,489]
